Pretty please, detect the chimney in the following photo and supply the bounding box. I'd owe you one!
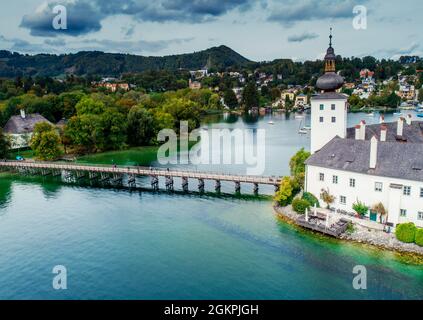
[379,115,385,124]
[369,135,378,169]
[20,109,26,119]
[355,125,361,140]
[360,120,366,140]
[380,125,387,142]
[397,117,404,136]
[406,114,412,125]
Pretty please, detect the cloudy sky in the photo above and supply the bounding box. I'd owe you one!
[0,0,421,61]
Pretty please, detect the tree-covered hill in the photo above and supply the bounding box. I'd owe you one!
[0,45,252,78]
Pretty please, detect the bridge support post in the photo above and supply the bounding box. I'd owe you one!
[128,175,136,188]
[165,176,174,192]
[182,177,189,192]
[198,179,205,193]
[52,170,61,177]
[112,174,123,186]
[253,183,259,195]
[76,171,86,180]
[100,173,110,184]
[274,184,279,193]
[215,180,221,193]
[151,176,159,191]
[89,172,98,180]
[235,181,241,194]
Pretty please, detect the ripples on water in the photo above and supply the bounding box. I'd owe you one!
[0,112,422,300]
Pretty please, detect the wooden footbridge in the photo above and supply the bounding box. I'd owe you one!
[0,161,282,194]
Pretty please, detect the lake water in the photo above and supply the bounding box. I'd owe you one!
[0,111,422,299]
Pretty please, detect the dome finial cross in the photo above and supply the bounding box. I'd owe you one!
[329,27,333,47]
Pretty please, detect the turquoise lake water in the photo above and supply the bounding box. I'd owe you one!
[0,111,422,299]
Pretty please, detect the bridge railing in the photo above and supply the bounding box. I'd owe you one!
[0,160,282,185]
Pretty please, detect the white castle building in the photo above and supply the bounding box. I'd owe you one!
[305,34,423,228]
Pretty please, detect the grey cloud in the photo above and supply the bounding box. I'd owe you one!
[268,0,367,25]
[20,0,255,37]
[288,32,319,42]
[20,1,102,37]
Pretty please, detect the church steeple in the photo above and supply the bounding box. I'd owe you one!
[316,28,344,92]
[324,28,336,73]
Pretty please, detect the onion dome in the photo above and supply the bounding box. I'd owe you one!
[316,28,344,92]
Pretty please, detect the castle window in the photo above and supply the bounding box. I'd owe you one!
[319,173,324,181]
[418,212,423,220]
[331,117,336,123]
[331,104,336,110]
[400,209,407,217]
[340,196,346,205]
[403,186,411,196]
[332,175,338,184]
[420,188,423,198]
[349,178,356,188]
[319,117,324,123]
[320,104,324,110]
[375,182,383,192]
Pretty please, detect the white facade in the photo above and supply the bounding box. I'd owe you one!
[305,165,423,228]
[6,133,33,150]
[310,95,348,154]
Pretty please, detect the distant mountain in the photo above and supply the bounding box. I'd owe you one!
[0,45,252,78]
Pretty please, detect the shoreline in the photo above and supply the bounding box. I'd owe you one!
[273,204,423,263]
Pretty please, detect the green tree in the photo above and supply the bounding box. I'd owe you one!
[289,148,310,190]
[162,97,201,131]
[290,148,311,176]
[242,82,259,111]
[65,97,127,152]
[0,128,10,158]
[274,177,294,207]
[30,122,62,160]
[127,106,155,146]
[223,89,238,109]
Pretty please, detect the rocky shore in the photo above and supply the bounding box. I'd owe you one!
[274,204,423,258]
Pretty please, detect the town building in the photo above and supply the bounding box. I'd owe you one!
[305,33,423,228]
[397,84,416,101]
[96,82,130,92]
[3,110,52,149]
[189,79,202,90]
[295,94,307,108]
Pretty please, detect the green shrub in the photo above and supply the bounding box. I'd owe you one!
[395,223,417,243]
[415,228,423,247]
[274,177,294,207]
[352,201,369,217]
[302,192,320,208]
[292,198,311,214]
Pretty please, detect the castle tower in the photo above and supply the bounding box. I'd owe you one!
[310,29,348,154]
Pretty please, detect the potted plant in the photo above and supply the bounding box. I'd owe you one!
[352,200,369,219]
[320,188,335,209]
